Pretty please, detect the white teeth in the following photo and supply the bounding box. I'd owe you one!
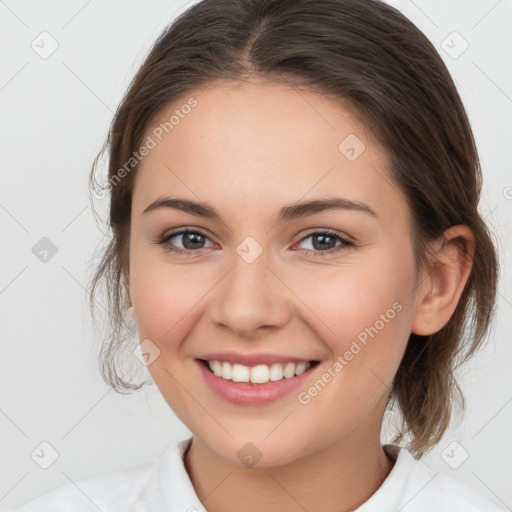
[221,361,232,379]
[283,362,296,379]
[207,360,312,384]
[232,363,250,382]
[211,360,223,376]
[295,362,309,375]
[250,364,270,384]
[269,363,283,381]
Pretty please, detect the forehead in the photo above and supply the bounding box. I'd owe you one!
[133,79,406,224]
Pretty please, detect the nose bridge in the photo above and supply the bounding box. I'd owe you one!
[210,238,291,335]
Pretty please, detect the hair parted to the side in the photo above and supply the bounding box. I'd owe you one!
[87,0,499,458]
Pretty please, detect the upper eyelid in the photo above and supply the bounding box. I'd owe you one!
[163,228,215,244]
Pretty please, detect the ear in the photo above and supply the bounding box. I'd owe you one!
[411,225,475,336]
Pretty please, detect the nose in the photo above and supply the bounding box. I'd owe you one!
[207,248,293,340]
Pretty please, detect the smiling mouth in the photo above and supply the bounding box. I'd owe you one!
[198,358,321,385]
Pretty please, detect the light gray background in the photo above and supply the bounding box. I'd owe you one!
[1,0,511,510]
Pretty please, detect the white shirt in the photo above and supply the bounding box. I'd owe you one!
[10,437,506,512]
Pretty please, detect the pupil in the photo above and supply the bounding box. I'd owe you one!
[313,234,334,250]
[183,233,204,249]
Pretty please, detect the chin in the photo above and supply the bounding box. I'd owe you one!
[201,432,313,469]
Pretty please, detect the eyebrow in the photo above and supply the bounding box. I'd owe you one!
[143,196,378,222]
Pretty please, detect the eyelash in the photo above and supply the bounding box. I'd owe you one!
[156,228,354,258]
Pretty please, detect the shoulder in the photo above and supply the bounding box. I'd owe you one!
[424,470,506,511]
[8,452,164,512]
[368,444,507,512]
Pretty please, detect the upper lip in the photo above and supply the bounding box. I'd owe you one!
[197,351,318,367]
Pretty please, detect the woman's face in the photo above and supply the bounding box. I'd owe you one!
[128,79,426,467]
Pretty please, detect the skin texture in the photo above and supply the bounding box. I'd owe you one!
[126,79,474,512]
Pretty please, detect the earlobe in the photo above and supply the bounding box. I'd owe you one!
[411,225,475,336]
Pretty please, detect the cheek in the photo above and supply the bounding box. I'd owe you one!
[297,253,415,378]
[129,244,215,345]
[132,272,197,340]
[301,258,410,331]
[293,269,414,427]
[128,253,208,409]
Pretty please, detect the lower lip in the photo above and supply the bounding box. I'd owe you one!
[196,360,319,406]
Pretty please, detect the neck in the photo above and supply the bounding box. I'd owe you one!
[184,430,394,512]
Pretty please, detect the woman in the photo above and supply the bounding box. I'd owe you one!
[12,0,504,510]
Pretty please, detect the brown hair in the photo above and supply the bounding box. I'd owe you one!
[88,0,499,457]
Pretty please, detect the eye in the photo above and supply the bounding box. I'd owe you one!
[294,229,354,257]
[156,228,354,258]
[157,229,215,255]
